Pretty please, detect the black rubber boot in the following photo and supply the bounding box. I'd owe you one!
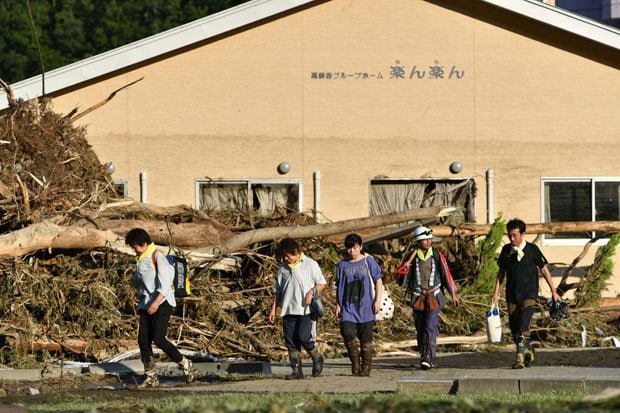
[285,350,304,380]
[308,348,324,377]
[512,337,526,369]
[345,339,360,376]
[523,336,535,367]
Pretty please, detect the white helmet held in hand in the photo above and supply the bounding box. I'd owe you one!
[413,226,433,242]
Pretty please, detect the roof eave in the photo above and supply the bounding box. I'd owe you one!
[2,0,619,111]
[481,0,620,49]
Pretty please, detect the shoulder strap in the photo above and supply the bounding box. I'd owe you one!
[151,251,158,272]
[435,249,457,292]
[364,255,376,298]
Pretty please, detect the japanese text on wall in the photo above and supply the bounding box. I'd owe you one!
[310,60,465,80]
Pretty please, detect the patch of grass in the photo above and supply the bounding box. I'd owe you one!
[14,390,597,413]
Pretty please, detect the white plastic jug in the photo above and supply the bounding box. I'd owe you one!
[486,305,503,343]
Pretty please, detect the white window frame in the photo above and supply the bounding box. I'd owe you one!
[540,176,620,246]
[112,179,128,199]
[195,178,303,215]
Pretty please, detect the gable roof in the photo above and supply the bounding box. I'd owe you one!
[1,0,318,110]
[2,0,619,110]
[483,0,620,46]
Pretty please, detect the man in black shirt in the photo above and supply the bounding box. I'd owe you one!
[492,218,561,369]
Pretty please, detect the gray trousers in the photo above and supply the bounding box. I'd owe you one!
[413,308,441,363]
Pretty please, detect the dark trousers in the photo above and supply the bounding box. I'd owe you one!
[138,302,183,364]
[282,314,314,352]
[507,299,537,343]
[340,321,374,344]
[413,308,441,363]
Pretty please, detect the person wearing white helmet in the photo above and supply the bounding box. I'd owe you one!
[398,226,459,370]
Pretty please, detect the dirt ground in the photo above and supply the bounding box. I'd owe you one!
[1,347,618,406]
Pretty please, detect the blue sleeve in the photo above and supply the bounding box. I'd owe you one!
[367,256,383,282]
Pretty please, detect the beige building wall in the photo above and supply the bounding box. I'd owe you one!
[50,0,620,297]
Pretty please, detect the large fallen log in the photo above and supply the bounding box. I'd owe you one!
[430,221,620,237]
[3,212,616,259]
[0,207,455,257]
[0,220,237,270]
[0,221,125,257]
[217,206,456,253]
[329,220,620,243]
[94,218,233,247]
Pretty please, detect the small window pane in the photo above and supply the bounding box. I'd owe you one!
[200,182,248,212]
[595,181,620,238]
[544,181,591,239]
[252,183,299,216]
[112,180,127,199]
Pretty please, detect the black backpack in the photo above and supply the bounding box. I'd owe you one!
[152,252,192,298]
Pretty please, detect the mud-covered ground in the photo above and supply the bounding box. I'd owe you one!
[1,347,618,407]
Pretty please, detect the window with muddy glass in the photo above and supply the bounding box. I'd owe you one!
[369,178,476,227]
[196,179,302,217]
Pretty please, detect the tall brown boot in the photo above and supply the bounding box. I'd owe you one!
[359,342,373,377]
[285,350,304,380]
[344,339,360,376]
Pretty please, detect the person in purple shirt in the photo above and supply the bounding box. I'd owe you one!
[335,234,383,376]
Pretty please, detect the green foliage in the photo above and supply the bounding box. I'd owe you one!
[461,213,505,296]
[0,0,251,84]
[319,243,339,281]
[574,233,620,308]
[17,391,589,413]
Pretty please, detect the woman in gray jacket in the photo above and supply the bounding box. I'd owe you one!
[125,228,194,387]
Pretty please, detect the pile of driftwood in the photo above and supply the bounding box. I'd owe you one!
[2,225,617,368]
[1,85,618,369]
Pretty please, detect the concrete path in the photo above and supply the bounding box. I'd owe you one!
[1,348,618,395]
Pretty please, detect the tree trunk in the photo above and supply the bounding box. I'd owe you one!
[0,207,455,257]
[331,220,620,243]
[217,206,456,253]
[2,209,617,258]
[94,219,233,247]
[0,221,125,257]
[430,221,620,237]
